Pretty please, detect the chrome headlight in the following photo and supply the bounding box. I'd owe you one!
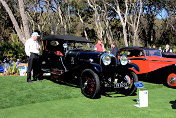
[101,53,112,65]
[120,55,128,65]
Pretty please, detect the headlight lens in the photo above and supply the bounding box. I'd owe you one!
[102,55,111,65]
[120,55,128,65]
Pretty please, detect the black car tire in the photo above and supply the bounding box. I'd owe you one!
[166,73,176,88]
[80,69,101,99]
[120,71,138,96]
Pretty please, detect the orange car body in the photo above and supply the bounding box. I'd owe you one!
[118,47,176,87]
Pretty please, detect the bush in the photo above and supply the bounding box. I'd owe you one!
[0,34,27,63]
[4,63,19,76]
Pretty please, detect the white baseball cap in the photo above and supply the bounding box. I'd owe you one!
[31,32,40,37]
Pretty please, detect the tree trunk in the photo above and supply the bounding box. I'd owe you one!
[87,0,104,39]
[128,0,143,46]
[103,0,113,44]
[58,5,66,35]
[114,0,129,46]
[44,0,56,34]
[123,25,128,46]
[0,0,25,44]
[87,0,105,50]
[78,10,88,40]
[133,27,140,46]
[49,14,56,34]
[18,0,30,40]
[66,0,71,34]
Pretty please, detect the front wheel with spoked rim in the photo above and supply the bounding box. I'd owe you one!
[80,69,100,99]
[120,71,138,96]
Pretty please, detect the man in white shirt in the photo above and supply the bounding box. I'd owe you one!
[25,32,41,83]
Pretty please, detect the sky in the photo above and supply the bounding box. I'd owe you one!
[156,9,168,19]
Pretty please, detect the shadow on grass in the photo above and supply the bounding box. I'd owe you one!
[45,73,80,88]
[102,92,125,98]
[46,75,137,99]
[101,88,137,98]
[169,100,176,109]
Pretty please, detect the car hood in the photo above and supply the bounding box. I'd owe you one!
[146,56,176,63]
[79,51,103,59]
[66,49,103,60]
[127,56,176,74]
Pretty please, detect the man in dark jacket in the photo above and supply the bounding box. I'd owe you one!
[111,41,118,59]
[163,44,173,53]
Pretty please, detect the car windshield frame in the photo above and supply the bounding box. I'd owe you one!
[144,49,162,57]
[119,49,145,57]
[67,42,94,50]
[42,35,94,52]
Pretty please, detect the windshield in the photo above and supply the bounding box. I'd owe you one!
[119,49,144,57]
[145,50,162,57]
[68,43,93,50]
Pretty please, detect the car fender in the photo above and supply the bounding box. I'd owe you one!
[123,63,140,74]
[79,62,102,74]
[116,63,139,75]
[79,59,103,73]
[87,63,103,73]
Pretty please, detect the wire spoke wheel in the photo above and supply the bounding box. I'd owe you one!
[82,78,96,95]
[167,73,176,87]
[120,71,138,96]
[124,75,132,89]
[80,69,100,99]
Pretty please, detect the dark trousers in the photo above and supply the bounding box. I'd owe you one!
[27,53,41,81]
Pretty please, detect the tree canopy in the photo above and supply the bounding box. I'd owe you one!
[0,0,175,62]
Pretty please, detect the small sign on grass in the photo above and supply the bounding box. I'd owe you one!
[134,82,148,108]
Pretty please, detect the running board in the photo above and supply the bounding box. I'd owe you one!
[41,68,50,73]
[51,68,64,76]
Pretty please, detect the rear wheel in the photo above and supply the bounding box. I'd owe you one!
[120,71,138,96]
[166,73,176,88]
[80,69,100,99]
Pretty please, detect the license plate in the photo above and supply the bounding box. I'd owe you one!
[114,83,128,88]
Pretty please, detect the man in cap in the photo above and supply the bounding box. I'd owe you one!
[25,32,41,83]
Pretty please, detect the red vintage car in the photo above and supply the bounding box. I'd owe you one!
[118,47,176,88]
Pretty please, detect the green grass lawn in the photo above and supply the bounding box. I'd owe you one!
[0,76,175,118]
